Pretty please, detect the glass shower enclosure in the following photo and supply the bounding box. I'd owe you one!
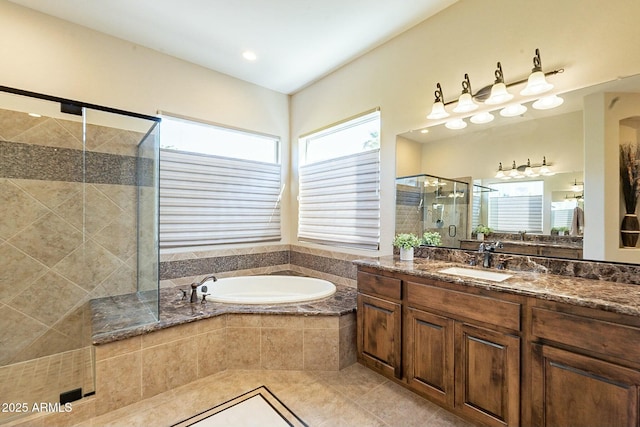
[396,174,470,248]
[0,86,159,423]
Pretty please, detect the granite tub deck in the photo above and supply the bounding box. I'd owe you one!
[355,256,640,317]
[91,282,356,344]
[88,276,357,417]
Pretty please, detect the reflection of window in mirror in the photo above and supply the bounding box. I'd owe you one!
[487,181,543,233]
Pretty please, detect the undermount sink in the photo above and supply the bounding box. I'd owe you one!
[438,267,513,283]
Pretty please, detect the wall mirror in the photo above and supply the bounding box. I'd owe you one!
[396,73,640,263]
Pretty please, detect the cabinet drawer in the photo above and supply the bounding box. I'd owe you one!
[357,271,401,300]
[407,281,521,331]
[531,307,640,362]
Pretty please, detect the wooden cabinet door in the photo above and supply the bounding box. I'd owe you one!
[357,293,402,378]
[405,307,455,407]
[532,344,640,427]
[455,323,520,427]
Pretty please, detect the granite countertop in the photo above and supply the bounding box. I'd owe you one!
[355,256,640,317]
[91,283,356,345]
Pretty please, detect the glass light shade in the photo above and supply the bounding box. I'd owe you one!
[452,92,478,113]
[523,166,539,177]
[520,71,554,96]
[427,101,449,119]
[445,118,467,130]
[509,161,521,178]
[485,82,514,105]
[532,94,564,110]
[572,184,583,192]
[500,103,527,117]
[539,165,555,176]
[470,111,495,124]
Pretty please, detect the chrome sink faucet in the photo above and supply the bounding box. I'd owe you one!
[478,241,503,268]
[190,275,217,303]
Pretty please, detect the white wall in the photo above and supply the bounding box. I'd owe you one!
[291,0,640,256]
[0,0,292,247]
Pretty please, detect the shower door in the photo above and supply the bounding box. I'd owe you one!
[0,88,159,423]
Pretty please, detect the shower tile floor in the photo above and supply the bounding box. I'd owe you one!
[0,348,93,425]
[72,363,477,427]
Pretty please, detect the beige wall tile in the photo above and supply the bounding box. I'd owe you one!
[226,314,261,327]
[261,328,303,370]
[94,336,141,361]
[141,322,197,348]
[95,351,142,415]
[303,315,338,329]
[225,328,260,369]
[141,338,198,399]
[339,324,357,369]
[304,329,339,370]
[197,329,226,377]
[261,314,304,329]
[195,314,226,334]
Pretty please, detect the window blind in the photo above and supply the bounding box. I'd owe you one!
[488,195,543,233]
[159,149,281,248]
[298,149,380,250]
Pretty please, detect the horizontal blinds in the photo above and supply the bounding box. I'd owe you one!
[160,149,281,248]
[488,195,542,233]
[298,149,380,250]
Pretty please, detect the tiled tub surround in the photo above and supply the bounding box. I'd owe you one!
[159,244,359,289]
[89,276,357,418]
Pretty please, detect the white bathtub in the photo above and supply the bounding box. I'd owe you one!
[197,275,337,304]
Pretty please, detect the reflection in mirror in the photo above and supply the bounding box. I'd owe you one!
[397,74,640,263]
[396,174,469,248]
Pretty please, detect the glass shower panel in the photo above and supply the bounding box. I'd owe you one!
[0,92,90,423]
[82,108,160,323]
[396,174,469,248]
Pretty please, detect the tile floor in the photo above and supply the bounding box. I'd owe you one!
[71,363,477,427]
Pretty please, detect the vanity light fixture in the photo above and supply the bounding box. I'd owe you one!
[452,74,478,113]
[495,156,554,179]
[520,48,554,96]
[485,62,514,105]
[426,48,564,131]
[427,83,450,119]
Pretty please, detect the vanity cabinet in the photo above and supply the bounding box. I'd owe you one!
[406,279,521,427]
[529,304,640,427]
[356,270,402,379]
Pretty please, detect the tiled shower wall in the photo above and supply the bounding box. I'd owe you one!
[396,183,422,236]
[0,108,143,366]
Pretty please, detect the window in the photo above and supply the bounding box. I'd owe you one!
[488,181,543,233]
[159,115,281,249]
[298,110,380,250]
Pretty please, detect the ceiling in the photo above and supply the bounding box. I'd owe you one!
[9,0,457,94]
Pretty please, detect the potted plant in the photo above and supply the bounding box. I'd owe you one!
[475,225,492,241]
[620,143,640,247]
[422,231,442,247]
[393,233,421,261]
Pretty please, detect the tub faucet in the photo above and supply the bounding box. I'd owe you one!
[190,275,217,303]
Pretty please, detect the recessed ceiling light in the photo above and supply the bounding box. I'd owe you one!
[242,51,257,61]
[28,113,42,118]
